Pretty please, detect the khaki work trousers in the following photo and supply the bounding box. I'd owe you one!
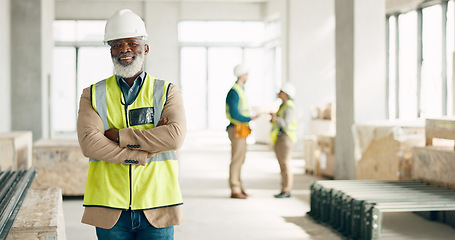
[227,126,247,194]
[274,134,294,193]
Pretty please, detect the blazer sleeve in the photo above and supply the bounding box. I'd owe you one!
[118,84,187,153]
[77,87,149,165]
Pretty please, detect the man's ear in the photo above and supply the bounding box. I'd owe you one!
[144,44,150,55]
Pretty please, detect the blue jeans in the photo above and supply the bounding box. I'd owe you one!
[96,210,174,240]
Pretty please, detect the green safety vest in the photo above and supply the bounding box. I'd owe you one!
[270,99,297,145]
[83,74,183,210]
[226,83,250,125]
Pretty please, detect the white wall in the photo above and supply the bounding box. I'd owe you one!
[55,1,263,21]
[0,0,11,132]
[288,0,335,137]
[144,2,180,85]
[55,1,144,20]
[261,0,337,150]
[180,2,263,20]
[354,0,387,123]
[264,0,288,84]
[264,0,283,19]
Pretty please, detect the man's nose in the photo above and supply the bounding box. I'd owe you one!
[119,44,131,53]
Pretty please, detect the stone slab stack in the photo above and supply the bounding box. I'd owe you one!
[6,188,66,240]
[0,131,32,171]
[32,139,88,196]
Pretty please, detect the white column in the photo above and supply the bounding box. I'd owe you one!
[335,0,387,179]
[11,0,54,140]
[0,0,11,132]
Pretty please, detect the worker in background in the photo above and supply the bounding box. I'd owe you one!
[270,83,297,198]
[77,9,186,240]
[225,64,258,199]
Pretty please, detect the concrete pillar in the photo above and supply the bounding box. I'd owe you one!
[0,0,11,132]
[335,0,387,179]
[144,2,180,87]
[11,0,54,141]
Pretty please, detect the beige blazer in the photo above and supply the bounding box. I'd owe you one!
[77,81,187,229]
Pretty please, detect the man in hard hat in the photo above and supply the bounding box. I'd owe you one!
[77,9,186,240]
[270,82,297,198]
[225,64,258,199]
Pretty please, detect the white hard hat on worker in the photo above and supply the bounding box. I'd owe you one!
[104,9,148,44]
[233,63,250,86]
[233,64,249,77]
[105,9,149,79]
[280,82,296,99]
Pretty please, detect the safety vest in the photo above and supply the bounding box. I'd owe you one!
[83,74,183,211]
[270,99,297,145]
[226,83,250,125]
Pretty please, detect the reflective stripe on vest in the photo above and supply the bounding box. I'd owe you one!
[84,74,183,210]
[226,83,250,125]
[270,99,297,145]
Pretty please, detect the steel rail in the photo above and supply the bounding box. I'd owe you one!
[307,180,455,240]
[0,169,37,240]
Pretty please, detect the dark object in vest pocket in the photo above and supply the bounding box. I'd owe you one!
[129,107,154,126]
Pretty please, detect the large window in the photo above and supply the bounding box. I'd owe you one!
[422,4,443,117]
[179,21,276,130]
[399,11,418,120]
[52,20,112,138]
[447,1,454,114]
[387,1,455,120]
[388,15,398,119]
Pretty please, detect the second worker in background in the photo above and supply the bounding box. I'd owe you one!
[270,83,297,198]
[225,64,258,199]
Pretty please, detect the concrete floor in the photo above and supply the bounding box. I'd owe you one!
[63,130,455,240]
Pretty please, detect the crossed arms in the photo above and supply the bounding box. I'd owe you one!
[77,84,187,166]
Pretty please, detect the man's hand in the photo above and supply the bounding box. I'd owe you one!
[104,118,167,146]
[105,128,119,143]
[270,113,277,122]
[156,117,168,127]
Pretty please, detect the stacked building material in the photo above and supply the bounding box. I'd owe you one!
[352,121,425,180]
[32,139,88,196]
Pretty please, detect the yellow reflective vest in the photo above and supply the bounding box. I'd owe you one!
[226,83,250,126]
[83,74,183,211]
[270,99,297,145]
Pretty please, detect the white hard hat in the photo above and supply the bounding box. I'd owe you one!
[104,9,148,44]
[280,82,296,98]
[233,64,249,77]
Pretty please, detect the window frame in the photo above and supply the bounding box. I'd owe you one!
[386,0,453,120]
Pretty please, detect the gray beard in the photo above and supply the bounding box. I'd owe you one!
[112,53,145,78]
